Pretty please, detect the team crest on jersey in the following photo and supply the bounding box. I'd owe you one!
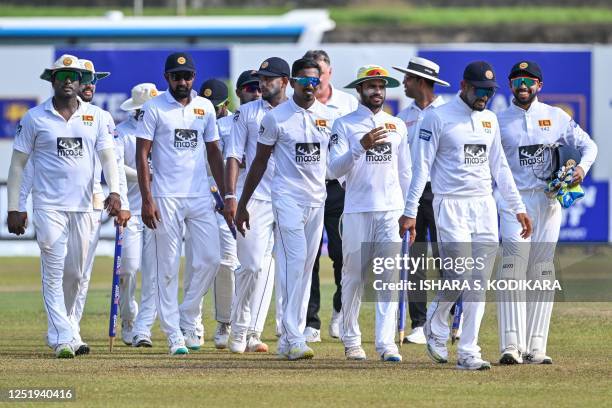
[57,137,84,158]
[233,110,240,122]
[174,129,197,149]
[295,142,321,164]
[419,129,432,141]
[15,124,22,136]
[366,142,392,163]
[519,144,545,167]
[538,119,552,130]
[82,115,94,126]
[464,144,487,165]
[315,119,328,130]
[482,121,492,134]
[194,108,205,119]
[384,123,397,131]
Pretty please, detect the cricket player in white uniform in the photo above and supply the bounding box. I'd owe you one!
[7,55,121,358]
[234,58,336,360]
[223,58,291,354]
[399,61,532,370]
[328,65,410,362]
[496,61,597,365]
[136,52,225,355]
[394,57,450,345]
[116,83,162,347]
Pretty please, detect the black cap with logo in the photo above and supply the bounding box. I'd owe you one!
[236,70,260,88]
[254,57,290,78]
[463,61,498,88]
[508,61,543,81]
[199,78,228,105]
[165,52,196,73]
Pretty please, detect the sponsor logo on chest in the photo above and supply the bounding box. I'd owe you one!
[419,129,432,141]
[174,129,198,149]
[464,144,487,165]
[57,137,84,158]
[366,142,392,163]
[295,142,321,164]
[518,144,545,166]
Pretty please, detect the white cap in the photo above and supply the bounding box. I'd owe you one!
[40,54,88,82]
[120,83,162,111]
[392,56,450,87]
[79,59,110,81]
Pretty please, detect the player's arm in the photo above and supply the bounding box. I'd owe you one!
[7,150,30,235]
[397,121,412,198]
[206,140,225,197]
[489,121,531,239]
[108,114,130,226]
[136,105,160,229]
[223,109,248,225]
[558,113,598,185]
[399,111,439,243]
[18,160,34,213]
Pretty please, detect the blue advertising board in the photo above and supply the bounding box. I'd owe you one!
[0,98,38,139]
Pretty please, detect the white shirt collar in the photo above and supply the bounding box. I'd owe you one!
[510,96,540,114]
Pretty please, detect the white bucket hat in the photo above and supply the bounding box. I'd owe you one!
[393,56,450,87]
[40,54,89,82]
[79,59,110,82]
[120,83,162,111]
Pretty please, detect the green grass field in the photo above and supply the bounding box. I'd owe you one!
[1,255,611,407]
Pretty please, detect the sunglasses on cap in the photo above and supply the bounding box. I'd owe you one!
[474,87,496,98]
[510,77,539,89]
[291,76,321,87]
[169,71,195,81]
[53,70,82,83]
[242,83,261,93]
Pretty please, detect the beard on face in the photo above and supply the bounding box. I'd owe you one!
[171,85,191,99]
[262,82,280,102]
[359,87,385,111]
[513,87,537,105]
[79,85,95,102]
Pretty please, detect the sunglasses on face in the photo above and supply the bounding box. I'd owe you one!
[510,77,539,89]
[169,71,195,81]
[81,73,97,86]
[242,83,261,93]
[474,87,496,98]
[53,70,82,83]
[291,76,321,88]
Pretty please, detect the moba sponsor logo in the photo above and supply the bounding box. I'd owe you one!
[174,129,197,149]
[57,137,83,157]
[519,144,545,166]
[366,142,392,163]
[295,142,321,164]
[419,129,432,141]
[464,144,487,165]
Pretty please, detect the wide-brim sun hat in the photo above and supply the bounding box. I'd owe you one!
[120,83,162,111]
[392,56,450,87]
[40,54,89,82]
[345,65,401,88]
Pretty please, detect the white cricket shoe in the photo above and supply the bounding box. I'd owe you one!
[132,333,153,348]
[329,309,342,339]
[499,346,523,365]
[525,351,553,365]
[121,320,134,346]
[457,355,491,370]
[182,329,201,351]
[229,329,247,354]
[304,326,321,343]
[55,343,75,359]
[381,351,403,362]
[246,333,269,353]
[214,322,231,350]
[345,346,366,361]
[288,342,314,360]
[277,342,290,360]
[424,324,448,364]
[403,326,426,345]
[168,337,189,355]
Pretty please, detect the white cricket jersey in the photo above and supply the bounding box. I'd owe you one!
[497,98,598,191]
[404,94,525,218]
[137,90,218,198]
[258,98,336,207]
[216,113,246,194]
[13,98,114,212]
[329,105,411,213]
[117,115,141,214]
[224,98,276,201]
[325,85,359,118]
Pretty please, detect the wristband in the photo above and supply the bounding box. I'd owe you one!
[224,194,237,200]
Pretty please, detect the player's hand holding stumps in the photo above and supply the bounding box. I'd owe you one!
[115,210,131,228]
[360,126,387,150]
[104,192,122,217]
[398,215,417,245]
[142,198,161,229]
[234,204,250,237]
[7,211,28,235]
[516,212,533,239]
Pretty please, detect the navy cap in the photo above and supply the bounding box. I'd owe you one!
[199,78,228,105]
[508,60,543,81]
[165,52,196,73]
[236,70,260,88]
[254,57,290,78]
[463,61,498,88]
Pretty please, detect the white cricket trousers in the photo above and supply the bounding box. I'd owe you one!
[427,195,498,360]
[33,209,96,348]
[273,198,324,347]
[496,189,560,356]
[231,198,276,335]
[151,196,220,343]
[340,210,402,356]
[120,215,156,325]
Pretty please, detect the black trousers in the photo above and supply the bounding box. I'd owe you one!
[306,180,344,330]
[408,182,439,329]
